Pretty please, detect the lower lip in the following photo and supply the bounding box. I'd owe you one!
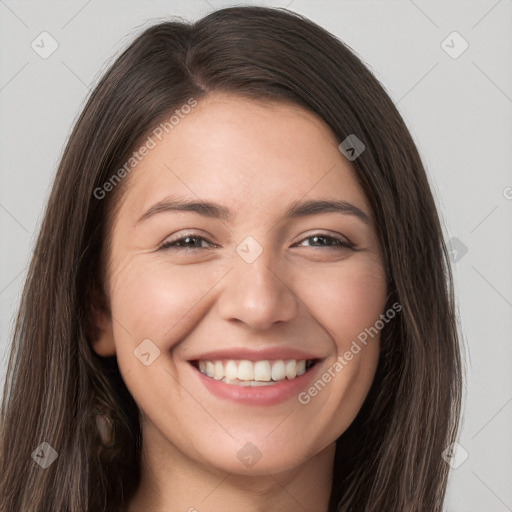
[190,362,323,405]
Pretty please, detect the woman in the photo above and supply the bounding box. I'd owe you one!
[0,6,462,511]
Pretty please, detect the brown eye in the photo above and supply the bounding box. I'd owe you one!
[160,234,216,251]
[295,234,355,250]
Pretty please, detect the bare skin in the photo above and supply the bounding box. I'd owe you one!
[92,93,388,512]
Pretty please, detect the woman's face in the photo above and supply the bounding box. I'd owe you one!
[94,93,387,475]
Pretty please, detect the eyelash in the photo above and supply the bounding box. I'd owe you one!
[159,232,355,251]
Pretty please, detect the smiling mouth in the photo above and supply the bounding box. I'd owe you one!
[190,358,318,386]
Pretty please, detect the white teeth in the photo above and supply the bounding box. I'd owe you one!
[237,360,254,380]
[285,359,296,379]
[225,360,238,380]
[271,360,286,381]
[221,378,274,387]
[222,378,241,385]
[195,358,315,385]
[254,361,271,381]
[213,361,224,380]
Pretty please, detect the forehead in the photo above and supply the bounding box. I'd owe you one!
[116,93,371,223]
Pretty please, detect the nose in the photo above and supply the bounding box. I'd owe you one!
[216,248,299,331]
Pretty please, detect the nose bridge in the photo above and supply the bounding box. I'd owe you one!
[216,237,298,329]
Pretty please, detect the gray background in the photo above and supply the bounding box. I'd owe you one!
[1,1,511,510]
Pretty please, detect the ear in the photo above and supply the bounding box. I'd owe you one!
[88,285,116,357]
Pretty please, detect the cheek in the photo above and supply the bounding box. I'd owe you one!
[296,257,387,348]
[109,257,227,348]
[110,252,387,349]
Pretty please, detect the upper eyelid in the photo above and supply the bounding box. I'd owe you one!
[295,234,353,246]
[161,231,216,243]
[159,232,216,249]
[160,231,354,249]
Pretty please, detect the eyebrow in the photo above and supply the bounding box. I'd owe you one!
[136,196,371,226]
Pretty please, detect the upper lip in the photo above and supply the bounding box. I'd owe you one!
[187,347,323,362]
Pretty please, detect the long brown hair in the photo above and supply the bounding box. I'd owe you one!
[0,6,462,511]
